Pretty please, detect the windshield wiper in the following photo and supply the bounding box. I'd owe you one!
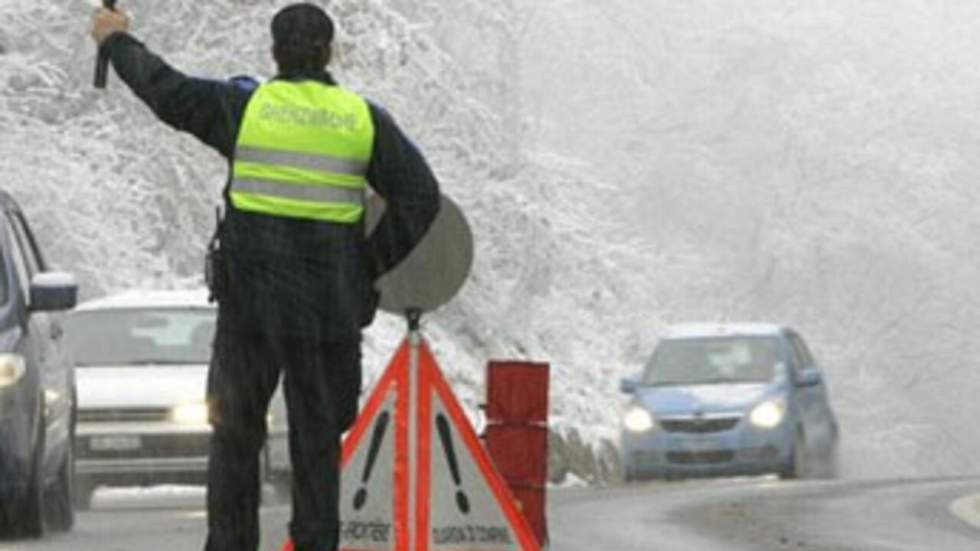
[693,377,743,385]
[644,378,744,386]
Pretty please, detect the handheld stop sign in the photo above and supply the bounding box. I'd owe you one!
[366,193,474,316]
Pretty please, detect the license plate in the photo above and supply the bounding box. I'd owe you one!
[683,437,720,452]
[90,435,142,451]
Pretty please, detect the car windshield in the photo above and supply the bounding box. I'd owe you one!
[642,336,782,386]
[62,307,215,367]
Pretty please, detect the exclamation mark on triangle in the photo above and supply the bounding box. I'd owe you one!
[436,413,470,514]
[353,411,390,511]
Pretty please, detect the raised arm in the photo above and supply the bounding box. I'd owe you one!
[91,8,250,159]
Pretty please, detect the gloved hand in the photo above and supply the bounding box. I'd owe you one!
[90,6,130,45]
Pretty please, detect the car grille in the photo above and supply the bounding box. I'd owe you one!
[76,433,211,460]
[78,407,172,423]
[666,450,735,465]
[630,451,661,465]
[660,417,740,434]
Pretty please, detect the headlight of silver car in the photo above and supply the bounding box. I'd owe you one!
[171,401,210,426]
[623,406,656,432]
[0,354,26,388]
[749,399,787,429]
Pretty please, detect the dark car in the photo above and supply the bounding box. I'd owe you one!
[620,323,839,481]
[0,191,79,538]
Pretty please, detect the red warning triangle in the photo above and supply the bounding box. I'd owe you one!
[282,335,540,551]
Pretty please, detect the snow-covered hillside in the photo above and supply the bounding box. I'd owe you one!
[2,0,978,480]
[0,0,646,462]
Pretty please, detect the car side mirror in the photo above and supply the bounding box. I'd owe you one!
[796,369,823,388]
[620,377,639,394]
[30,272,79,312]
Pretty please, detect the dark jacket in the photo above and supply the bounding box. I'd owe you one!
[103,33,441,339]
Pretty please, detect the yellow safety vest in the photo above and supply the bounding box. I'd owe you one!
[231,80,375,223]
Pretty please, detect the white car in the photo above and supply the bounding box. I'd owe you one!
[61,290,290,508]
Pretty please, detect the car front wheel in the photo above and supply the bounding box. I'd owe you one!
[44,440,75,531]
[12,409,46,538]
[779,430,807,480]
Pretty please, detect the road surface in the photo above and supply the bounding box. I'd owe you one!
[2,478,978,550]
[0,487,290,551]
[551,477,980,551]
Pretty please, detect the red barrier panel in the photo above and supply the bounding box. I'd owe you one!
[483,361,550,548]
[483,425,548,483]
[485,361,550,423]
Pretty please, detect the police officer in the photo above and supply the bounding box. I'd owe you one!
[90,4,441,551]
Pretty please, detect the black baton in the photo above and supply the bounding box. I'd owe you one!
[94,0,119,89]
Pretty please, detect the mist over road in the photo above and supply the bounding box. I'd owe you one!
[6,478,977,550]
[551,478,980,551]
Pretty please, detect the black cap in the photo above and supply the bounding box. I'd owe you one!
[272,3,334,49]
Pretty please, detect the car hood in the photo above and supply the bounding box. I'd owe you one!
[634,383,776,416]
[76,364,208,408]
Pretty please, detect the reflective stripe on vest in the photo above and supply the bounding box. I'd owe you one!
[231,81,375,223]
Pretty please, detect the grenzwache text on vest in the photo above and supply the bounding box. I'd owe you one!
[259,103,359,130]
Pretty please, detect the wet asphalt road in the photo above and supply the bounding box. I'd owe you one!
[0,488,291,551]
[551,477,980,551]
[2,478,978,550]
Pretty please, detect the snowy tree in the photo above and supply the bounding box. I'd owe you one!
[0,0,654,460]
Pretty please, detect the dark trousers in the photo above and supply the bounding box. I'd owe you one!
[203,315,362,551]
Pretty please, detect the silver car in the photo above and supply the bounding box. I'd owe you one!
[620,323,839,481]
[61,290,290,508]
